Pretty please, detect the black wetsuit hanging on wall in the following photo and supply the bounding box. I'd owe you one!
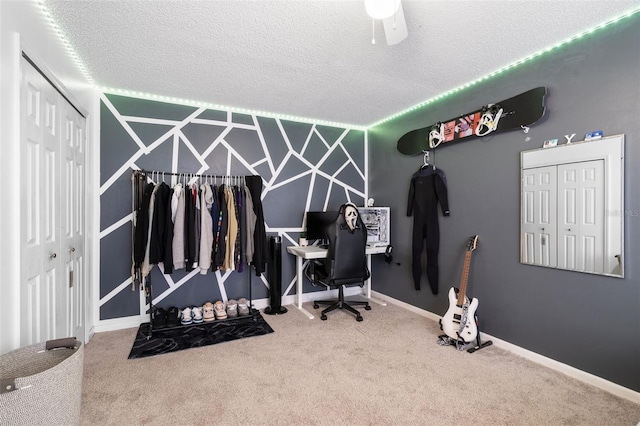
[407,165,450,294]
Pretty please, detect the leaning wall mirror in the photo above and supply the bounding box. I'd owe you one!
[520,134,624,277]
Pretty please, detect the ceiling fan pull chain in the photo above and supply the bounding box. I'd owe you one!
[372,18,376,44]
[393,1,397,29]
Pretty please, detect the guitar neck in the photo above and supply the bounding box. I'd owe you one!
[457,251,472,306]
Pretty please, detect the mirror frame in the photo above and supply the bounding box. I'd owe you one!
[520,134,624,277]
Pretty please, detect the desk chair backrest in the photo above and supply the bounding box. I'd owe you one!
[324,203,370,286]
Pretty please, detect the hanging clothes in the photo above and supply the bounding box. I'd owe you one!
[243,184,256,266]
[223,185,238,271]
[141,183,159,279]
[149,182,170,265]
[133,172,266,277]
[210,183,219,270]
[407,165,450,294]
[171,183,185,270]
[184,184,197,272]
[234,185,244,273]
[199,182,214,274]
[133,180,154,285]
[245,175,268,276]
[214,184,228,269]
[193,183,201,268]
[162,185,175,274]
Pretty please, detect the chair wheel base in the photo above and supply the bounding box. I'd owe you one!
[312,285,369,321]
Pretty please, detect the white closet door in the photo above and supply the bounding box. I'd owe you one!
[20,57,86,344]
[557,160,604,273]
[61,100,86,339]
[521,166,557,267]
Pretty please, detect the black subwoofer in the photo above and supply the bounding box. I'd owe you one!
[264,235,287,315]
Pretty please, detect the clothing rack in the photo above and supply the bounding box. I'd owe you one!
[134,169,247,186]
[131,169,260,339]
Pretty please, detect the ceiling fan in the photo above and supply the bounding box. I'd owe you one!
[365,0,408,45]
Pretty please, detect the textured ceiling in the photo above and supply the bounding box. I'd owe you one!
[44,0,640,127]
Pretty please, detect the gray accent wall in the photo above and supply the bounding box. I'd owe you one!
[99,94,365,320]
[368,15,640,392]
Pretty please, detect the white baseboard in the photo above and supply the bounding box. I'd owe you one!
[93,314,148,333]
[371,291,640,405]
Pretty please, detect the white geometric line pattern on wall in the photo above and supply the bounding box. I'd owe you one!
[99,92,367,320]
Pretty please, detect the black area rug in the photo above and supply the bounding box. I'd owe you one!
[128,312,274,359]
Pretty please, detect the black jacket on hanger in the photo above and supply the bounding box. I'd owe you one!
[134,181,155,271]
[149,182,170,265]
[162,187,175,274]
[184,186,196,272]
[245,175,268,276]
[214,184,228,268]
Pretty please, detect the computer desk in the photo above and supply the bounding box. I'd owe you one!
[286,244,388,319]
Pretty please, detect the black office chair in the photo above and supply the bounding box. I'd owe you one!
[309,203,371,321]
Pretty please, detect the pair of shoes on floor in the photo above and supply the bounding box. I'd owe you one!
[221,297,249,318]
[154,306,181,328]
[222,298,250,318]
[179,306,205,325]
[153,306,186,328]
[202,301,229,320]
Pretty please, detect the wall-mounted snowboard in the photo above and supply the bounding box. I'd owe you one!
[397,87,547,155]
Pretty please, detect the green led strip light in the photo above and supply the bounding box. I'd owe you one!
[367,6,640,129]
[37,1,94,84]
[39,1,638,131]
[100,88,368,131]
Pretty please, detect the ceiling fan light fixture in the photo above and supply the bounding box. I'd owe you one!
[365,0,400,20]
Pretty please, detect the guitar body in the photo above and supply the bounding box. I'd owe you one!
[440,287,479,343]
[439,235,480,344]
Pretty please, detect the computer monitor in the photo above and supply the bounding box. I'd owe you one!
[305,211,339,241]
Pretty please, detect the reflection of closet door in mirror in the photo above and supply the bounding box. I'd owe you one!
[520,134,624,277]
[557,160,604,274]
[521,166,557,267]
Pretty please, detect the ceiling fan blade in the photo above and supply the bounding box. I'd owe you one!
[382,1,407,45]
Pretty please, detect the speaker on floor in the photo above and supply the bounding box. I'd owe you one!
[264,235,287,315]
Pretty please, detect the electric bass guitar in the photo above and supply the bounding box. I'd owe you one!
[440,235,479,343]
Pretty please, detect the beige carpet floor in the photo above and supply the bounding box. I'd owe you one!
[81,301,640,425]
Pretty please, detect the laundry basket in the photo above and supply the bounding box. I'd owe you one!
[0,337,84,425]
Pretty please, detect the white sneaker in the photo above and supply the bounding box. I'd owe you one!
[237,298,250,316]
[180,307,193,325]
[202,302,215,322]
[192,306,203,323]
[227,299,238,318]
[214,301,227,320]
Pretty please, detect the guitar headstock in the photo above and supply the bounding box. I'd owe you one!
[467,235,479,252]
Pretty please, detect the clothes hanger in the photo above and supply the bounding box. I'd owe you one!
[420,150,437,172]
[421,151,430,169]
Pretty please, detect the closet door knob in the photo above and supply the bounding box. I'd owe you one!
[49,253,57,259]
[70,247,76,253]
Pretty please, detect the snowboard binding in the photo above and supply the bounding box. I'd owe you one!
[428,123,445,149]
[475,104,504,137]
